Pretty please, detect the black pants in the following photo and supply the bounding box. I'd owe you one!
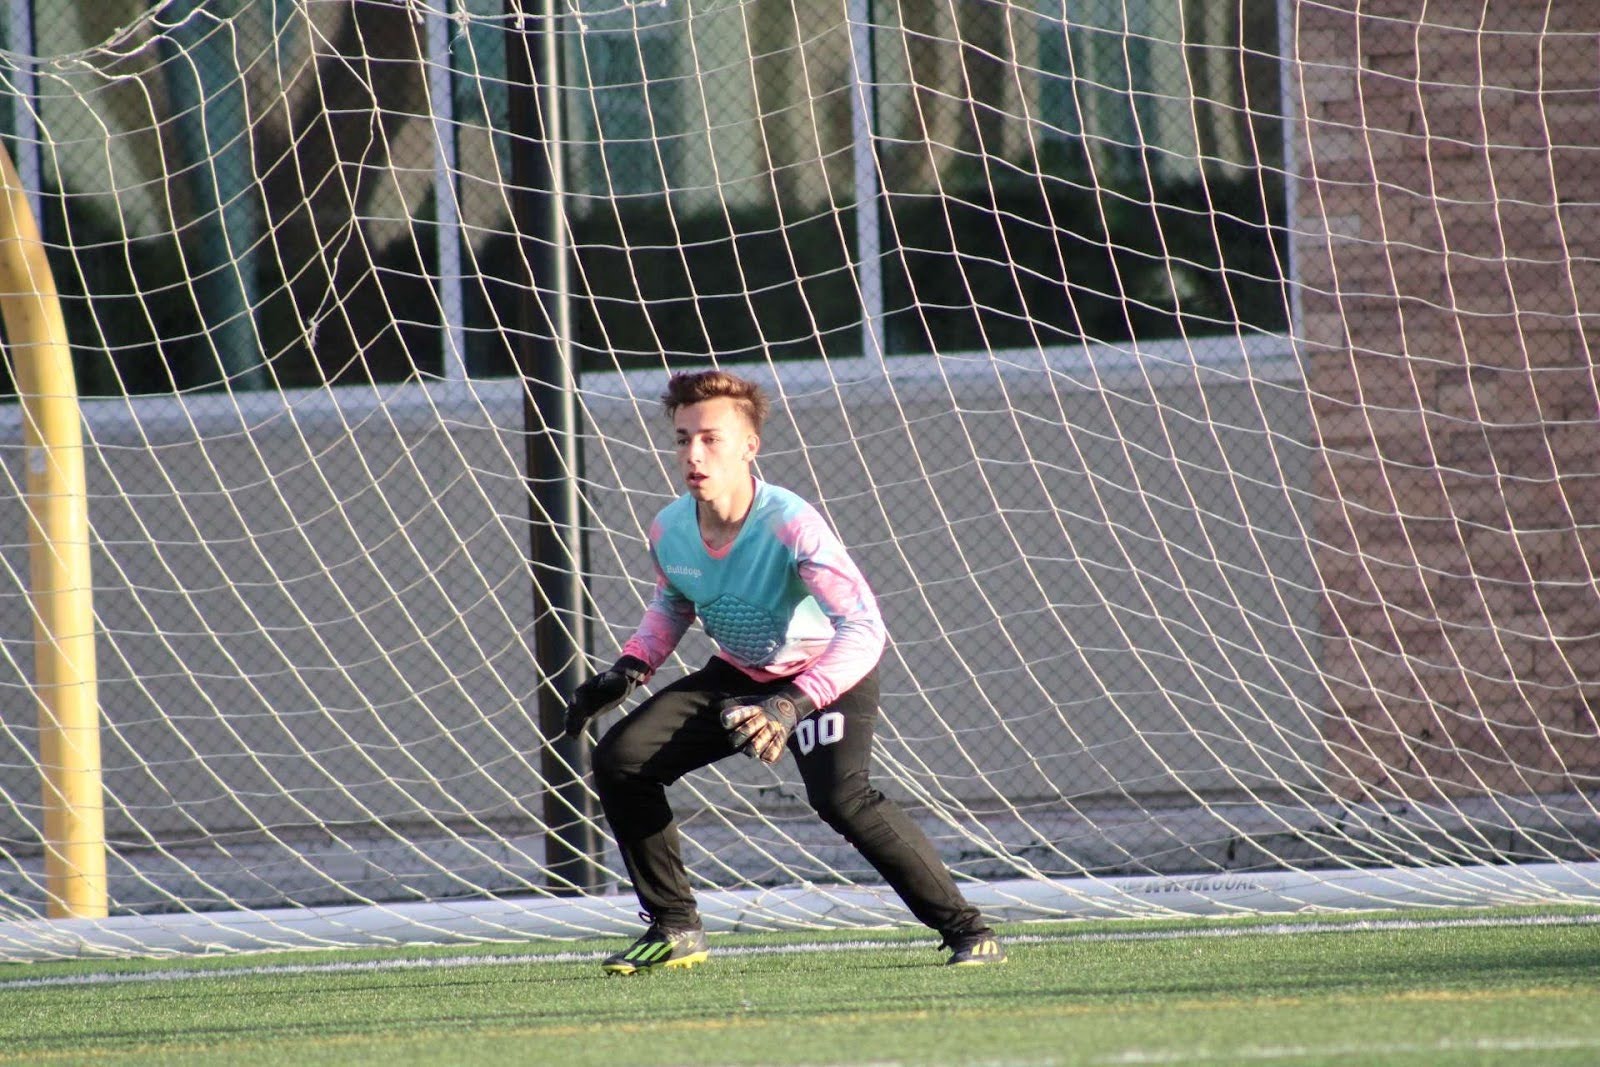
[592,657,986,936]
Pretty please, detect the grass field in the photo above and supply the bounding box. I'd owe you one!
[3,907,1600,1066]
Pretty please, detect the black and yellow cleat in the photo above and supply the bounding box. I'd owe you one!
[602,922,710,975]
[940,929,1006,967]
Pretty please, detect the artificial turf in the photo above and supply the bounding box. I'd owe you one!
[2,908,1598,1065]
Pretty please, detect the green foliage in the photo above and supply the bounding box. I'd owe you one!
[2,180,443,398]
[40,185,198,397]
[882,154,1289,357]
[570,198,863,371]
[15,159,1287,395]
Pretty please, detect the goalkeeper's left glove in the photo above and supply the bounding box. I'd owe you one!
[562,655,650,740]
[720,685,816,764]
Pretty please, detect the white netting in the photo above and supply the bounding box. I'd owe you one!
[0,0,1597,958]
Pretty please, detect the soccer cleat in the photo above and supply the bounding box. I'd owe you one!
[601,922,710,975]
[940,929,1006,966]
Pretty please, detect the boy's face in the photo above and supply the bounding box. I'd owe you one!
[674,397,759,503]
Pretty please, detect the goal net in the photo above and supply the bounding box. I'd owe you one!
[0,0,1596,958]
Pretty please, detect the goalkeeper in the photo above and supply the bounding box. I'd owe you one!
[564,370,1004,974]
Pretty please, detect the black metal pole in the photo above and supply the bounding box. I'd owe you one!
[505,0,600,893]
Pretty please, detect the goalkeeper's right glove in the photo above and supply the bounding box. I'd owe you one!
[562,655,650,739]
[719,685,815,764]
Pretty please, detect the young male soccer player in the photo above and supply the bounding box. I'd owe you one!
[563,370,1004,974]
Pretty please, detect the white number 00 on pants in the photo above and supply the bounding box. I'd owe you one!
[794,710,845,755]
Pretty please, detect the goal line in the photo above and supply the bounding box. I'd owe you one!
[4,859,1597,964]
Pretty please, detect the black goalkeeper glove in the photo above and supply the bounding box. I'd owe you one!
[719,684,816,764]
[562,655,650,740]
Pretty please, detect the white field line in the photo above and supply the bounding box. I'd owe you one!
[1093,1034,1600,1064]
[1,910,1597,993]
[702,1034,1600,1067]
[712,1035,1600,1067]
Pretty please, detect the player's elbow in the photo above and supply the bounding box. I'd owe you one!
[851,613,887,660]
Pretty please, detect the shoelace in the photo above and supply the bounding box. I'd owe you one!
[637,911,698,941]
[631,912,666,942]
[938,931,989,952]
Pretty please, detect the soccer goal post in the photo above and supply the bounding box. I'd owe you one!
[0,136,105,921]
[0,0,1597,960]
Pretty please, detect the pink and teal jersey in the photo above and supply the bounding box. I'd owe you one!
[621,480,886,709]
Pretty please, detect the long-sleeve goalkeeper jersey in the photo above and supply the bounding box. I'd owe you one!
[621,479,886,709]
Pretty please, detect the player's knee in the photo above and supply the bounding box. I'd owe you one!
[808,781,877,834]
[591,725,640,785]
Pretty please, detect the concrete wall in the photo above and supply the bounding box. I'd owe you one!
[0,386,546,854]
[0,351,1321,893]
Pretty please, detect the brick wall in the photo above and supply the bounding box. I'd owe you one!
[1294,1,1600,800]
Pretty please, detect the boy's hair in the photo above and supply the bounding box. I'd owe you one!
[660,370,771,434]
